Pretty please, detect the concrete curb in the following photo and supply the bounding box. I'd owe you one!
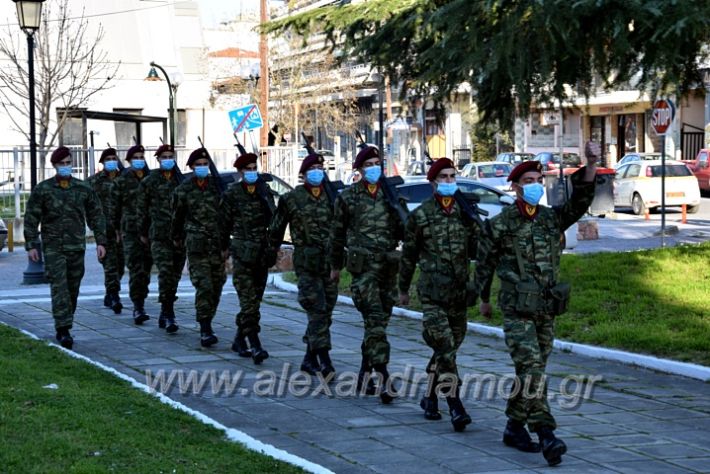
[0,321,334,474]
[270,273,710,382]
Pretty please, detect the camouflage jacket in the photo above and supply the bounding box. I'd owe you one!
[86,170,119,234]
[219,181,275,252]
[399,196,479,297]
[111,168,148,235]
[330,180,404,270]
[171,176,222,249]
[137,169,182,241]
[24,177,107,251]
[474,169,595,300]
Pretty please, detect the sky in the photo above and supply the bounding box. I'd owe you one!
[196,0,260,28]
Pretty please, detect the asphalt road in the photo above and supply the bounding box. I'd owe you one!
[613,196,710,224]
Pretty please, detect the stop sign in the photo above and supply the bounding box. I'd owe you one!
[651,99,675,136]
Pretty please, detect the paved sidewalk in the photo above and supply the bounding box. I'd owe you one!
[1,271,709,473]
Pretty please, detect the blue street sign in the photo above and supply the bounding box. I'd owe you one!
[228,104,263,132]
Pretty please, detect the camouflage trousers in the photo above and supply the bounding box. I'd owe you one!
[43,247,85,329]
[122,232,152,304]
[350,262,396,366]
[503,312,556,432]
[187,249,226,321]
[232,257,268,336]
[151,239,186,305]
[421,302,468,385]
[296,270,338,351]
[100,237,124,294]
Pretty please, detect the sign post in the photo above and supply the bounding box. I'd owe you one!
[651,98,676,247]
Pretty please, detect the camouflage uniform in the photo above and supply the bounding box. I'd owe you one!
[172,175,225,322]
[87,170,124,297]
[330,180,404,367]
[137,169,185,310]
[111,168,152,307]
[219,180,275,336]
[24,177,107,329]
[474,170,595,432]
[269,184,337,350]
[399,195,480,384]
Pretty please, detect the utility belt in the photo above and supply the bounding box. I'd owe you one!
[346,247,400,275]
[500,280,571,316]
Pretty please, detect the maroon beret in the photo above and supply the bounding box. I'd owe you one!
[353,146,379,169]
[426,157,456,181]
[507,160,543,182]
[187,147,211,167]
[299,153,324,175]
[99,148,117,164]
[50,146,71,164]
[234,153,258,170]
[154,144,174,157]
[125,145,145,161]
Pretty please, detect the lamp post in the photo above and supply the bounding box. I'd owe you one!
[13,0,45,190]
[146,62,180,149]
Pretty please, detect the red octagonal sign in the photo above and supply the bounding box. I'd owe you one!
[651,99,675,136]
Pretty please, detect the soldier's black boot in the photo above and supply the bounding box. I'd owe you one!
[55,327,73,350]
[300,345,319,375]
[247,333,269,364]
[231,329,252,357]
[199,319,218,348]
[446,396,472,432]
[132,301,150,325]
[420,375,442,420]
[372,364,397,404]
[110,292,123,314]
[537,427,566,466]
[503,419,541,453]
[160,300,178,333]
[356,359,376,395]
[315,348,336,379]
[158,302,167,329]
[103,293,111,308]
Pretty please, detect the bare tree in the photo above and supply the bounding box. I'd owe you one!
[0,0,118,173]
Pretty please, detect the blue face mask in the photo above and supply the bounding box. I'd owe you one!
[362,166,381,184]
[436,182,458,196]
[522,182,545,206]
[104,161,118,172]
[194,166,210,179]
[305,169,324,186]
[160,159,175,170]
[57,166,72,178]
[132,159,146,170]
[243,170,258,184]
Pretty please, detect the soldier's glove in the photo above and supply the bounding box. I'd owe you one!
[465,281,478,307]
[265,247,278,268]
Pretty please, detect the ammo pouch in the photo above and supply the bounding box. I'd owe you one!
[233,240,262,264]
[295,246,326,274]
[186,235,208,254]
[385,250,401,278]
[513,281,546,314]
[346,247,368,274]
[418,273,456,305]
[547,282,571,316]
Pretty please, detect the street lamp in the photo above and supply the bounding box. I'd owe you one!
[13,0,45,190]
[145,62,180,149]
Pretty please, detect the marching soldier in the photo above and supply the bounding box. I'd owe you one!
[329,146,404,403]
[269,153,337,377]
[398,158,480,432]
[87,147,124,314]
[111,145,152,325]
[137,145,185,333]
[473,145,598,466]
[24,146,107,349]
[219,151,276,364]
[171,148,226,347]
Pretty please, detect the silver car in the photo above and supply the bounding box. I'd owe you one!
[460,161,514,193]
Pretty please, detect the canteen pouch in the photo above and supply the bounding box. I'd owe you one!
[234,240,262,264]
[346,248,367,274]
[514,281,544,314]
[548,282,571,316]
[295,246,325,274]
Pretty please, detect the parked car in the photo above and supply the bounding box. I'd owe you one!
[614,152,661,169]
[684,148,710,192]
[406,160,431,176]
[0,219,7,252]
[613,160,701,214]
[496,152,535,166]
[533,152,582,171]
[460,161,514,193]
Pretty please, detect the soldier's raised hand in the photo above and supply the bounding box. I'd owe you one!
[399,292,410,306]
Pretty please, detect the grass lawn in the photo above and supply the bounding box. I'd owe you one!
[0,324,304,473]
[284,242,710,366]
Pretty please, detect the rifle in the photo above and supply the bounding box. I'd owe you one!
[233,132,276,216]
[354,130,408,225]
[197,136,225,195]
[300,131,344,205]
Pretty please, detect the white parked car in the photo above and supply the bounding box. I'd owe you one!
[613,160,701,214]
[460,161,514,194]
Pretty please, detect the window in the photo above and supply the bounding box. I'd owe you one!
[648,165,692,178]
[113,108,142,147]
[625,164,641,178]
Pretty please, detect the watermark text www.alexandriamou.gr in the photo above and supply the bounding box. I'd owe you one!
[145,363,602,410]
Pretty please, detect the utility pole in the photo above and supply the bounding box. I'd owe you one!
[259,0,269,148]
